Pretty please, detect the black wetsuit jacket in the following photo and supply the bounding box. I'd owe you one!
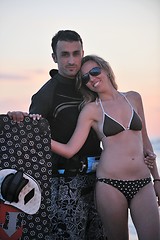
[29,70,102,172]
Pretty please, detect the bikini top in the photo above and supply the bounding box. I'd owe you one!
[99,93,142,138]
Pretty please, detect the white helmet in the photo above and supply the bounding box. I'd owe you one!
[0,169,41,214]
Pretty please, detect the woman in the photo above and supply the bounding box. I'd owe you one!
[51,55,160,240]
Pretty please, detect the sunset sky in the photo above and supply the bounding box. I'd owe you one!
[0,0,160,139]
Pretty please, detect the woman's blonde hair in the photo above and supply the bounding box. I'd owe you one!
[76,55,118,108]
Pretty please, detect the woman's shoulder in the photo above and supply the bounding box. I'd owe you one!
[83,101,98,112]
[121,91,143,110]
[80,101,101,124]
[122,90,142,101]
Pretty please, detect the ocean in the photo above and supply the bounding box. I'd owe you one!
[129,138,160,240]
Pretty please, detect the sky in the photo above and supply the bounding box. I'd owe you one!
[0,0,160,139]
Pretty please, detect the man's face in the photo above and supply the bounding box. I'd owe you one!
[53,40,84,79]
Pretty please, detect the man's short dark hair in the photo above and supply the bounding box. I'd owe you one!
[51,30,83,55]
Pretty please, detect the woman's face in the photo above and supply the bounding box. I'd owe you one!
[81,60,107,92]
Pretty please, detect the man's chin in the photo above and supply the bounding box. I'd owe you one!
[66,70,78,78]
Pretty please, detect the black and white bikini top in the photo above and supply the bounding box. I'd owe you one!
[98,93,142,138]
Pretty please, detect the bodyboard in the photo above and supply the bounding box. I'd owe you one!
[0,115,53,240]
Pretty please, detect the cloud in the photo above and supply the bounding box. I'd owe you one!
[0,73,29,81]
[0,69,47,81]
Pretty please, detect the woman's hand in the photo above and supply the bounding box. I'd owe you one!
[153,181,160,206]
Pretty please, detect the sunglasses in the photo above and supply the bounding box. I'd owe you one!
[81,67,101,85]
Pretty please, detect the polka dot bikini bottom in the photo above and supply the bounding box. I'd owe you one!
[96,177,151,204]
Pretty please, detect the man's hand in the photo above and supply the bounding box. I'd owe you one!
[144,151,156,169]
[7,111,28,123]
[7,111,42,123]
[29,114,42,120]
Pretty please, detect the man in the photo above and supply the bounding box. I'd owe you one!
[8,30,105,240]
[7,30,156,239]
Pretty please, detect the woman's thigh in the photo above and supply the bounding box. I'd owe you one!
[130,183,160,240]
[95,181,129,240]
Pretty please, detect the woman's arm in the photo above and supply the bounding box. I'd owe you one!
[51,104,94,159]
[136,92,158,175]
[136,92,160,204]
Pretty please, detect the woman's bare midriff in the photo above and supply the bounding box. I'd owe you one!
[96,131,150,179]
